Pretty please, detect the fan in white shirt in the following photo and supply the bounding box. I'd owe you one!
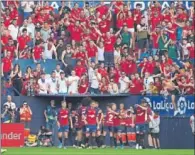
[54,64,63,79]
[143,72,154,93]
[58,72,68,94]
[68,71,80,94]
[47,71,58,94]
[38,73,48,94]
[8,19,19,41]
[4,95,16,110]
[88,62,96,83]
[43,39,57,60]
[119,72,130,93]
[90,68,101,89]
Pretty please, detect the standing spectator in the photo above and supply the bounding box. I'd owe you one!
[90,68,101,94]
[54,64,63,80]
[32,42,44,63]
[43,39,57,60]
[99,77,109,94]
[68,70,80,94]
[20,101,32,138]
[8,19,19,43]
[58,72,68,94]
[17,28,31,52]
[4,38,18,59]
[74,60,87,78]
[21,1,35,19]
[96,41,105,64]
[40,22,51,42]
[47,71,58,95]
[1,105,12,123]
[190,114,195,135]
[137,17,148,58]
[143,72,154,94]
[44,100,57,131]
[149,112,161,149]
[2,51,12,80]
[38,72,48,94]
[119,72,130,93]
[10,64,22,96]
[3,95,16,123]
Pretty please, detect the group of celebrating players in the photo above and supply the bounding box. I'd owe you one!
[56,97,152,149]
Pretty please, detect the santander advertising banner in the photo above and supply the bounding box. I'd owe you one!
[1,124,24,147]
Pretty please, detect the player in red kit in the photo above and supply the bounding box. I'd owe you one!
[84,100,98,148]
[135,99,148,149]
[126,106,136,148]
[119,103,126,148]
[103,104,114,147]
[57,101,73,149]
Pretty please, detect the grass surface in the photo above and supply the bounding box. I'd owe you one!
[3,148,194,155]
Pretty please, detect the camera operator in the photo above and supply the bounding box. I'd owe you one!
[3,95,16,123]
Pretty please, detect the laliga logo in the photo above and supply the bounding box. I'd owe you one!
[177,97,187,115]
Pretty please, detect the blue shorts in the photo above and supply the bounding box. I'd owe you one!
[86,125,97,133]
[82,126,86,133]
[136,124,146,134]
[58,125,69,132]
[103,126,114,132]
[114,126,120,133]
[126,126,135,133]
[118,125,126,133]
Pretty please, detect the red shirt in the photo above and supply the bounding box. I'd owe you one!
[168,26,177,41]
[3,14,11,27]
[2,57,12,73]
[125,16,134,28]
[151,33,159,48]
[133,9,142,24]
[78,79,89,94]
[126,113,134,127]
[151,15,162,30]
[114,1,124,14]
[163,14,171,22]
[71,8,82,19]
[1,35,12,46]
[90,28,99,41]
[58,108,69,126]
[96,5,108,18]
[33,46,43,60]
[4,45,16,59]
[74,65,86,77]
[119,109,126,126]
[120,60,129,74]
[86,45,97,58]
[127,61,137,75]
[98,68,108,78]
[103,36,116,52]
[188,46,195,59]
[17,35,31,50]
[86,107,97,125]
[135,106,147,124]
[145,61,156,74]
[116,18,124,29]
[76,52,86,65]
[104,111,114,126]
[99,20,110,33]
[78,106,87,127]
[68,25,83,42]
[177,13,187,21]
[113,111,120,126]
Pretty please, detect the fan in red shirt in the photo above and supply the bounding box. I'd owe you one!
[96,2,109,18]
[2,9,12,27]
[32,42,43,62]
[125,11,134,30]
[144,56,156,75]
[188,41,195,59]
[133,4,142,24]
[2,51,12,79]
[135,99,148,149]
[17,28,31,51]
[3,38,17,59]
[99,77,109,94]
[86,40,98,61]
[68,21,83,42]
[98,63,108,79]
[126,56,137,76]
[76,45,87,65]
[116,12,125,29]
[150,1,161,15]
[78,74,89,94]
[57,101,73,149]
[74,61,87,77]
[176,8,188,22]
[84,101,98,148]
[1,30,12,47]
[71,3,83,20]
[165,22,177,41]
[99,12,112,34]
[120,57,129,74]
[150,12,162,31]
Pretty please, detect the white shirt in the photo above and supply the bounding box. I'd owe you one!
[91,73,101,89]
[144,76,154,91]
[190,115,195,133]
[114,50,121,57]
[97,47,104,61]
[8,24,19,40]
[44,43,56,59]
[4,102,16,110]
[88,67,95,83]
[119,76,130,93]
[38,79,48,94]
[58,77,68,94]
[68,76,80,94]
[47,78,58,94]
[21,1,34,12]
[27,23,35,39]
[19,26,31,36]
[54,69,63,79]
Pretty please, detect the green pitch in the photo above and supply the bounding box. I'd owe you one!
[3,148,194,155]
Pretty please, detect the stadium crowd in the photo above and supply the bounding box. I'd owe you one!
[1,0,195,97]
